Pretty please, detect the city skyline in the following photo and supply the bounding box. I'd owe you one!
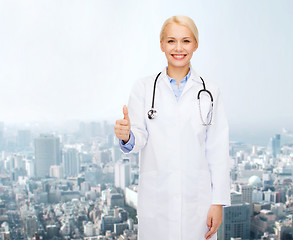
[1,119,292,147]
[0,114,293,239]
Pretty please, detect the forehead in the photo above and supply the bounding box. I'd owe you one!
[164,23,193,38]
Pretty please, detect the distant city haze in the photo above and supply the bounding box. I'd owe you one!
[0,0,292,144]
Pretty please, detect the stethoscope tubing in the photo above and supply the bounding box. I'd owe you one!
[148,72,214,125]
[151,72,162,109]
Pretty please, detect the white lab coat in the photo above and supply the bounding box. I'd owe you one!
[122,66,231,240]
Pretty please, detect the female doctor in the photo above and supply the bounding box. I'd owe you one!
[114,15,231,240]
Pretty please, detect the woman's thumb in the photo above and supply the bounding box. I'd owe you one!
[123,105,129,120]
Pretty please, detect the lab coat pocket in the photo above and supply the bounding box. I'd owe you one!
[137,171,157,219]
[181,171,200,220]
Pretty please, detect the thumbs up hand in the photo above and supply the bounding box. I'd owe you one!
[114,105,131,143]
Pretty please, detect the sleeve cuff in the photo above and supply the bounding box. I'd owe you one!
[119,130,135,153]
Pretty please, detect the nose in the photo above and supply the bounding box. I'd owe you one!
[174,41,183,51]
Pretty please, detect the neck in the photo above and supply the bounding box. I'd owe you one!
[167,64,190,82]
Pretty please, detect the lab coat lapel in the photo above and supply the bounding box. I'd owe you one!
[159,66,174,93]
[180,67,202,99]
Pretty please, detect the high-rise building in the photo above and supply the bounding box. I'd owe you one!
[114,223,129,236]
[267,134,281,157]
[252,189,263,202]
[218,203,251,240]
[62,148,80,178]
[238,184,253,204]
[230,191,242,204]
[34,134,61,178]
[25,159,35,177]
[24,215,38,238]
[111,146,122,162]
[13,154,25,170]
[115,158,131,190]
[263,171,274,188]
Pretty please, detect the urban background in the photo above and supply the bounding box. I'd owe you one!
[0,0,293,239]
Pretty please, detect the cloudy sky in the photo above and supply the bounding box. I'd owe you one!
[0,0,292,143]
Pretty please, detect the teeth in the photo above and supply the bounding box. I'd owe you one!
[173,54,185,59]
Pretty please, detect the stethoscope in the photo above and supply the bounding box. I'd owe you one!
[147,72,214,126]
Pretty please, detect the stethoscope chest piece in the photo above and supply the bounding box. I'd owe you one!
[148,109,157,119]
[147,72,161,120]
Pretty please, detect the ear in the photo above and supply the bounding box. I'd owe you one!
[160,40,165,52]
[193,41,198,52]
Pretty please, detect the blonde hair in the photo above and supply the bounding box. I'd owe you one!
[160,15,199,45]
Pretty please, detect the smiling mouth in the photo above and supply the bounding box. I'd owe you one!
[171,54,187,60]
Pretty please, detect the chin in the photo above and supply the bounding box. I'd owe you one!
[168,61,190,68]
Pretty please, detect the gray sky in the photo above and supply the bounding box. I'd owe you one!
[0,0,293,142]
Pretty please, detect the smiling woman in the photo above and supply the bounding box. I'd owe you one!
[114,15,231,240]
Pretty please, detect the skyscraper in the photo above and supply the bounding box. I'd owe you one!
[34,134,61,178]
[62,148,80,178]
[238,184,253,204]
[218,203,251,240]
[115,158,131,190]
[267,134,281,157]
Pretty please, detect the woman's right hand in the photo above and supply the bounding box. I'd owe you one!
[114,105,131,143]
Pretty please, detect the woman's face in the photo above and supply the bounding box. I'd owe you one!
[160,23,198,69]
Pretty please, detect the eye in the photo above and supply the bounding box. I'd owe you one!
[184,40,190,43]
[168,40,174,43]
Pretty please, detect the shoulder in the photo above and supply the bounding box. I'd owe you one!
[204,80,225,105]
[205,79,220,96]
[131,72,160,91]
[191,68,223,100]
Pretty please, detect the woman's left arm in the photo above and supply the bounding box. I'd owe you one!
[205,87,231,206]
[204,87,231,239]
